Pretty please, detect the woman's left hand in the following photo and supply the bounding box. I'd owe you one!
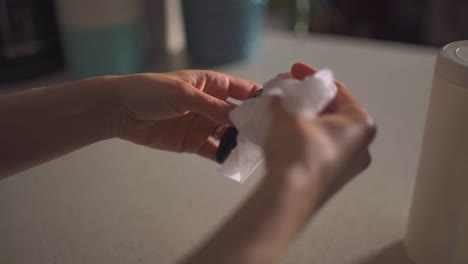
[110,70,261,160]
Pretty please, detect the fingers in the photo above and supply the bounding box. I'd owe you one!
[224,74,263,100]
[329,82,375,130]
[289,62,375,133]
[172,70,261,101]
[346,150,372,184]
[199,71,261,101]
[290,63,372,125]
[327,81,360,112]
[186,72,262,123]
[291,62,318,80]
[320,113,376,152]
[173,72,259,124]
[350,149,372,175]
[361,150,372,171]
[182,83,236,125]
[289,63,373,130]
[178,114,220,161]
[196,140,219,161]
[289,62,362,117]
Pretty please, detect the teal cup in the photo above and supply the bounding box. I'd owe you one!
[182,0,268,66]
[61,21,145,80]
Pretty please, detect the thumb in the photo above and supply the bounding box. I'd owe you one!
[291,62,318,80]
[185,88,235,125]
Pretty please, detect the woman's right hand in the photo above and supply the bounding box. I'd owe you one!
[263,63,376,206]
[181,64,376,264]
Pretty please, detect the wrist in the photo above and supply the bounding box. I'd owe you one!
[78,75,122,141]
[263,164,331,208]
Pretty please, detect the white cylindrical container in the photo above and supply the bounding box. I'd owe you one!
[405,41,468,264]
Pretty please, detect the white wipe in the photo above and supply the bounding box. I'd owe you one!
[219,69,338,183]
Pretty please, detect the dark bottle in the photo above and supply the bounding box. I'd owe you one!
[0,0,64,84]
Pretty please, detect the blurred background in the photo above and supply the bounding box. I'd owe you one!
[0,0,467,85]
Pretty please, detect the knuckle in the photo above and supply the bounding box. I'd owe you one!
[200,70,219,80]
[173,79,186,90]
[169,80,192,113]
[354,111,377,141]
[175,69,190,77]
[172,70,197,84]
[174,79,189,93]
[361,151,372,170]
[204,70,220,76]
[362,116,377,140]
[203,70,216,75]
[352,151,372,175]
[366,118,377,140]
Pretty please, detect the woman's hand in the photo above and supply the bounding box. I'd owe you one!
[182,64,376,264]
[264,63,376,205]
[110,70,261,160]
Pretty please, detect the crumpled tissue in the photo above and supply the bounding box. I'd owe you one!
[219,69,338,183]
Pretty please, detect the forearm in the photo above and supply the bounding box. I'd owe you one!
[182,167,326,264]
[0,77,118,179]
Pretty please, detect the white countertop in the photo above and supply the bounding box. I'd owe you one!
[0,31,438,264]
